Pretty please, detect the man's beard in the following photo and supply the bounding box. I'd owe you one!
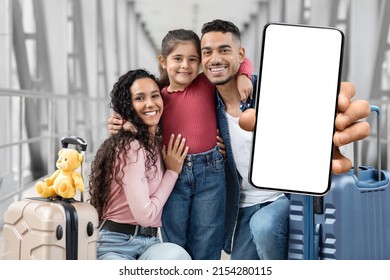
[209,74,236,86]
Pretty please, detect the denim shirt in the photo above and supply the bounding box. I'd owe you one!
[215,75,258,254]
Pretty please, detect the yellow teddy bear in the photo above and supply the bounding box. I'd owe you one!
[35,148,84,199]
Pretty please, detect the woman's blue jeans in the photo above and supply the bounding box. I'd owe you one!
[161,146,226,260]
[231,195,290,260]
[97,229,191,260]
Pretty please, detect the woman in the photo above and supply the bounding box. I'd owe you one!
[89,69,190,260]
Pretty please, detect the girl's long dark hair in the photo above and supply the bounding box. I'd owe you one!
[158,29,201,88]
[89,69,161,218]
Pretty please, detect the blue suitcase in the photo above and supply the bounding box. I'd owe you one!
[288,106,390,260]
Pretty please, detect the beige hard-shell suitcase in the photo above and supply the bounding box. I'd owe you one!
[1,198,98,260]
[1,136,99,260]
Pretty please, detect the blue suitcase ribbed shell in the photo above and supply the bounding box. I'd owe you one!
[288,168,390,260]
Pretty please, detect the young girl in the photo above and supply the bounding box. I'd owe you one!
[156,29,253,260]
[107,29,252,260]
[89,69,190,260]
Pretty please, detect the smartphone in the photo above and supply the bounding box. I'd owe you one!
[249,23,344,195]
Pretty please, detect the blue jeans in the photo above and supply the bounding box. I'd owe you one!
[97,229,191,260]
[231,195,290,260]
[162,146,226,260]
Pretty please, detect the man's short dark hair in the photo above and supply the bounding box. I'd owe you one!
[201,19,241,41]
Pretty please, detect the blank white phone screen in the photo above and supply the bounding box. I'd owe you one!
[249,23,344,195]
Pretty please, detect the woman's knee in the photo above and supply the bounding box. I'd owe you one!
[139,242,191,260]
[98,252,129,260]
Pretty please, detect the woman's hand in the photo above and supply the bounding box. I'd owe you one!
[162,134,189,174]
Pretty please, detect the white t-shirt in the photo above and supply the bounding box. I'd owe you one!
[226,113,284,207]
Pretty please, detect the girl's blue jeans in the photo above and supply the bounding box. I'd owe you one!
[161,146,226,260]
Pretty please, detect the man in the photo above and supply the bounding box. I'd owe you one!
[107,19,370,259]
[198,19,370,259]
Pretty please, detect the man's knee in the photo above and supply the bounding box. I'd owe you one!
[249,211,273,236]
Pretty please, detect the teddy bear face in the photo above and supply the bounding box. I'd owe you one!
[56,149,83,171]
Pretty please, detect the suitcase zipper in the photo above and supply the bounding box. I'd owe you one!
[55,200,78,260]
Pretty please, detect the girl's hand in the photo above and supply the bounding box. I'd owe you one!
[162,134,189,174]
[237,74,253,102]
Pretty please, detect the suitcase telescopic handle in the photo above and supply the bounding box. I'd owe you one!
[353,105,381,180]
[61,136,87,202]
[61,136,88,152]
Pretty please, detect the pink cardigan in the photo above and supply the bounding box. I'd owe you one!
[101,140,178,227]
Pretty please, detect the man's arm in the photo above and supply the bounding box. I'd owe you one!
[107,112,137,135]
[107,112,123,135]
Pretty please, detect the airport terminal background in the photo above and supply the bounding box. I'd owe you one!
[0,0,390,256]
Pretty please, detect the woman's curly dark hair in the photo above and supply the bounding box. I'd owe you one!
[88,69,162,218]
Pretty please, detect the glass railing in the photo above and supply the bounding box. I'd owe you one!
[0,88,109,216]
